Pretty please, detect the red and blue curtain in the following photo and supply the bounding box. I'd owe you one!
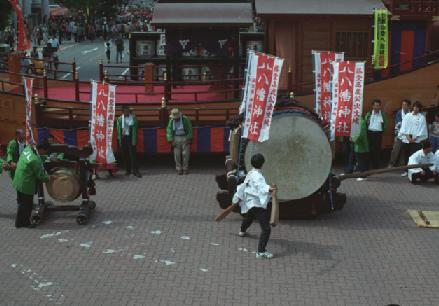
[375,21,426,80]
[37,127,230,154]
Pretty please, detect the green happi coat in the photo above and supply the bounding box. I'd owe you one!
[7,138,23,179]
[116,114,139,146]
[166,115,193,142]
[12,146,49,196]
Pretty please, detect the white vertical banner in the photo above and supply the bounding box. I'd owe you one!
[239,50,256,115]
[23,77,35,145]
[350,62,366,138]
[329,62,340,142]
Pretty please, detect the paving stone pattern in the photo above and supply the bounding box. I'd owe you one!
[0,163,438,306]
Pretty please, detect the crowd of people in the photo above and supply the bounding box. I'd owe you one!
[343,99,439,184]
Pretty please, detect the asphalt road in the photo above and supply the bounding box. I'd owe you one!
[53,38,130,81]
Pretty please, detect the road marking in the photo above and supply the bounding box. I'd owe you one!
[81,47,98,55]
[61,73,71,79]
[59,44,77,51]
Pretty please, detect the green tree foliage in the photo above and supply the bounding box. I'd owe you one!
[0,1,12,30]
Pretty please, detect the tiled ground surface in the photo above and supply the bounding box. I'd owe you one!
[0,158,438,306]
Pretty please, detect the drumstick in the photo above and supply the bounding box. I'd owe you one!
[214,204,238,222]
[269,187,279,226]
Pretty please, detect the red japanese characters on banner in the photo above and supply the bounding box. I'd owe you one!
[24,78,35,144]
[9,0,30,51]
[312,51,344,124]
[90,81,116,165]
[329,61,365,141]
[242,52,284,142]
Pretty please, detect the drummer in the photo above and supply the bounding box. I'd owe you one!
[12,140,51,228]
[232,153,277,259]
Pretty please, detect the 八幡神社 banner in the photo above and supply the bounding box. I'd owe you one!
[24,78,35,145]
[90,81,116,165]
[312,51,344,124]
[373,8,389,69]
[329,61,365,141]
[241,52,284,142]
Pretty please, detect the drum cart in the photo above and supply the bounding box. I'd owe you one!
[31,145,97,226]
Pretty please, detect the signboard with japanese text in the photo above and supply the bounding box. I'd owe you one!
[242,52,284,142]
[373,9,389,69]
[90,81,116,165]
[23,78,35,145]
[329,61,365,141]
[312,51,344,124]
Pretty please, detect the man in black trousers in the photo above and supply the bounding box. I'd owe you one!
[365,99,388,169]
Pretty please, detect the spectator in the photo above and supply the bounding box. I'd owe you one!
[429,113,439,153]
[389,99,411,167]
[399,101,428,176]
[166,109,193,175]
[116,105,141,178]
[115,36,124,64]
[365,99,388,169]
[352,116,369,180]
[407,140,438,184]
[105,41,111,64]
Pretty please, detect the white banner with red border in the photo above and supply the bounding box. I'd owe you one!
[24,77,35,145]
[242,52,284,142]
[312,51,344,125]
[90,81,116,165]
[329,61,365,141]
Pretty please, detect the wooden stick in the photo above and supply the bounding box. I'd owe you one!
[337,163,433,181]
[269,189,279,226]
[214,204,238,222]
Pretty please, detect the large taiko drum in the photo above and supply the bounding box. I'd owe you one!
[46,168,81,202]
[244,108,332,201]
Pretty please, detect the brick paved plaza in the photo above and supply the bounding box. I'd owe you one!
[0,158,438,306]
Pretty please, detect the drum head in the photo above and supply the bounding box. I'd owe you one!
[245,112,332,200]
[47,169,81,202]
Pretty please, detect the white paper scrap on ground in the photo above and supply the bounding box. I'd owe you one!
[80,241,93,249]
[126,225,135,230]
[102,220,113,225]
[133,255,145,260]
[150,230,162,235]
[38,282,53,288]
[238,248,249,252]
[58,239,69,243]
[180,236,191,240]
[200,268,209,272]
[103,249,116,254]
[159,259,176,266]
[209,242,220,246]
[40,232,63,239]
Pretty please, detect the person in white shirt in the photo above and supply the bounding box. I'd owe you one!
[407,140,438,184]
[366,99,388,169]
[232,153,277,259]
[389,99,411,167]
[399,101,428,171]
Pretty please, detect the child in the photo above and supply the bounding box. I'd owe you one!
[232,153,277,259]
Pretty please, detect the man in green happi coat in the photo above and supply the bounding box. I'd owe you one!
[12,141,51,228]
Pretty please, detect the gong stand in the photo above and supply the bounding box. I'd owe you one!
[31,145,96,226]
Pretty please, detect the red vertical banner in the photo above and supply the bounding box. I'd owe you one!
[9,0,30,52]
[242,52,284,142]
[23,78,35,144]
[312,51,344,124]
[330,61,365,140]
[90,81,116,166]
